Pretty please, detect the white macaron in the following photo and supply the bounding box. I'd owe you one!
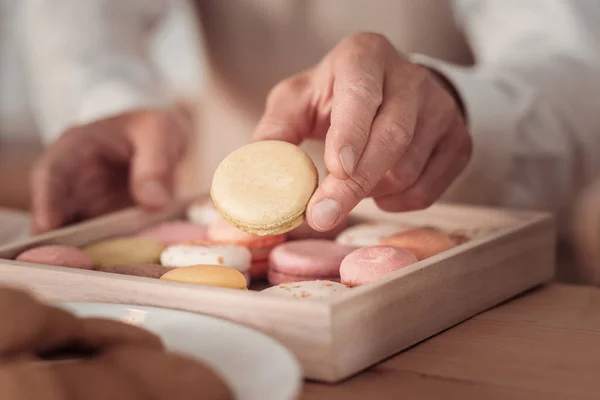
[160,244,252,283]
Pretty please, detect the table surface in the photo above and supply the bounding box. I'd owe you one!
[304,283,600,400]
[1,209,597,400]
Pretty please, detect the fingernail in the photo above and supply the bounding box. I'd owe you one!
[311,199,340,230]
[339,146,356,175]
[140,180,170,206]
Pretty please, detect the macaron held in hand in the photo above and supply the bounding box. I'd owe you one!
[253,32,471,230]
[211,140,318,236]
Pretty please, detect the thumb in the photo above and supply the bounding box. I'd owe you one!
[128,113,187,210]
[252,74,317,144]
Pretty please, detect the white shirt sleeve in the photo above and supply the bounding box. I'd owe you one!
[20,0,172,143]
[411,0,600,223]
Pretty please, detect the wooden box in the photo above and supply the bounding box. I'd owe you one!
[0,198,555,382]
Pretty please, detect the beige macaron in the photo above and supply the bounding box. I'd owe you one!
[83,237,166,270]
[211,140,318,236]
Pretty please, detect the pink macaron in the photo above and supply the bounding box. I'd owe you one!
[136,220,208,245]
[340,245,418,287]
[268,239,355,285]
[16,245,94,270]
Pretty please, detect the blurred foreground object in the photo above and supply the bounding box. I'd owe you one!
[0,285,232,400]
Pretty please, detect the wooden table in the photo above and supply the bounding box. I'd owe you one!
[304,283,600,400]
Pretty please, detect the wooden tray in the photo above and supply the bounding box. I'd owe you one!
[0,198,555,382]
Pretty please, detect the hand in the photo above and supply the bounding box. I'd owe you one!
[253,32,472,231]
[31,110,188,234]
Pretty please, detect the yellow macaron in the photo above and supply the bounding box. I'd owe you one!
[83,237,165,270]
[211,140,318,236]
[160,265,248,290]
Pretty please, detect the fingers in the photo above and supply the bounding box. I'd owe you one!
[72,165,132,218]
[324,34,387,178]
[0,347,228,400]
[53,360,147,400]
[375,122,472,212]
[30,145,74,234]
[0,359,146,400]
[0,287,84,359]
[369,74,458,198]
[0,288,47,357]
[307,62,421,231]
[128,113,187,210]
[99,346,231,400]
[252,72,316,144]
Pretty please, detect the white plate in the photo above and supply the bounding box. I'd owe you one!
[60,302,302,400]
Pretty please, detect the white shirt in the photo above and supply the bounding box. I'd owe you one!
[1,0,204,141]
[12,0,600,230]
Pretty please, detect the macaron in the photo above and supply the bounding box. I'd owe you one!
[206,217,285,279]
[110,264,174,279]
[340,245,419,287]
[135,220,208,245]
[262,280,351,299]
[380,227,457,260]
[287,219,349,241]
[160,244,252,283]
[160,265,248,289]
[83,237,165,270]
[335,223,412,247]
[16,245,94,270]
[210,140,318,236]
[186,199,221,225]
[268,239,355,285]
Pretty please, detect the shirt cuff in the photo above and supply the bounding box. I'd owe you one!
[409,53,524,206]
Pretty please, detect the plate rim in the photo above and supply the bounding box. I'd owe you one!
[58,301,303,400]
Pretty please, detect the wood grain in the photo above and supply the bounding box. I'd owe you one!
[304,284,600,400]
